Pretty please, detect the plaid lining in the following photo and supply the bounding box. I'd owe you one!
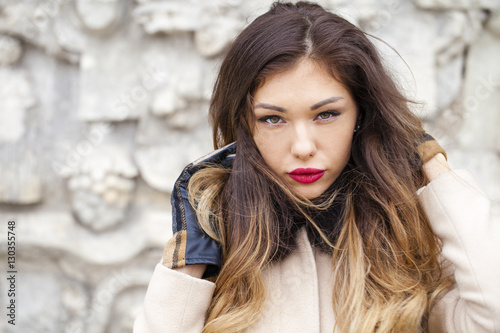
[162,230,187,268]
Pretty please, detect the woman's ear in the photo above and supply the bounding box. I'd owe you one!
[353,115,363,134]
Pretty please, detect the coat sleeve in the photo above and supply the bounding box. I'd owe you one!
[418,169,500,332]
[133,263,215,333]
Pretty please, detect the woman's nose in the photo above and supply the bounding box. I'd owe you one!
[291,124,317,160]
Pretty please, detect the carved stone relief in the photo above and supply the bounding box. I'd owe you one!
[134,0,246,58]
[64,145,138,232]
[0,68,34,143]
[75,0,123,32]
[0,1,498,332]
[0,34,21,65]
[0,34,41,204]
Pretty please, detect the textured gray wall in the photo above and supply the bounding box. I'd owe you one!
[0,0,499,332]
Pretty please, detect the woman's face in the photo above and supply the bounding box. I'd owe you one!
[252,59,358,199]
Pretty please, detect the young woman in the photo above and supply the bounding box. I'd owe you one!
[134,2,500,332]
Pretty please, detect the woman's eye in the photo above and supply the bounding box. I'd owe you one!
[316,111,339,120]
[260,115,283,124]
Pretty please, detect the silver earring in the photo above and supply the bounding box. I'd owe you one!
[354,124,360,133]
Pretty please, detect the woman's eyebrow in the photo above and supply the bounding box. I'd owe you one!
[253,103,286,112]
[310,96,344,110]
[254,96,344,113]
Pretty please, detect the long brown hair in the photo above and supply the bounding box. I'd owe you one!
[189,2,452,332]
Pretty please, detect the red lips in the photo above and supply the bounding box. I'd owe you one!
[288,168,325,184]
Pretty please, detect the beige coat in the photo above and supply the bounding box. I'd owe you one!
[134,170,500,332]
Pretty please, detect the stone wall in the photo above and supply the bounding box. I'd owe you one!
[0,0,499,332]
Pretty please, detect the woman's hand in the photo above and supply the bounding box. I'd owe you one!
[173,264,207,279]
[416,133,449,183]
[422,153,450,182]
[162,142,236,280]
